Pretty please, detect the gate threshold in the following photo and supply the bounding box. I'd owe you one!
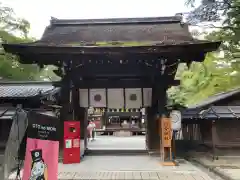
[85,149,148,156]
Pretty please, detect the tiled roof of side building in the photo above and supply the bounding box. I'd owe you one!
[182,88,240,120]
[0,81,60,99]
[182,106,240,120]
[202,106,240,119]
[187,88,240,109]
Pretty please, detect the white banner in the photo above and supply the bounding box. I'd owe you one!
[143,88,152,107]
[125,88,142,108]
[79,89,88,107]
[107,89,124,108]
[89,89,106,107]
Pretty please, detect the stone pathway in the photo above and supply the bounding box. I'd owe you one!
[87,136,146,150]
[9,156,219,180]
[189,152,240,180]
[57,170,214,180]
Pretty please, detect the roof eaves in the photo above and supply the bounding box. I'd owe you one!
[0,81,58,85]
[0,83,60,99]
[2,41,221,54]
[37,87,60,99]
[187,88,240,109]
[203,106,240,119]
[182,106,240,120]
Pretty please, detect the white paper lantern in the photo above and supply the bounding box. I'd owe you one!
[170,110,182,131]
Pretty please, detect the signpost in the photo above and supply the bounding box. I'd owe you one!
[160,117,176,166]
[162,118,172,147]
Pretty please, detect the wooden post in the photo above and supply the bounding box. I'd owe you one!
[160,117,177,166]
[212,120,219,160]
[172,131,176,159]
[59,75,71,150]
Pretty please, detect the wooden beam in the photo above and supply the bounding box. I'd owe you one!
[71,64,161,77]
[53,78,179,88]
[73,79,152,88]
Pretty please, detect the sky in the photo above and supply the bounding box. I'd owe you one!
[2,0,196,39]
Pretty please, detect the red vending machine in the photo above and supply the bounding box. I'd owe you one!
[63,121,80,164]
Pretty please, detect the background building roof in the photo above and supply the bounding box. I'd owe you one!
[182,106,240,120]
[187,88,240,109]
[0,81,59,99]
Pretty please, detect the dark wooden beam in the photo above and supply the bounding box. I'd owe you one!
[72,87,80,119]
[59,74,71,147]
[53,78,179,89]
[69,59,163,77]
[17,52,207,70]
[3,41,221,58]
[73,79,152,88]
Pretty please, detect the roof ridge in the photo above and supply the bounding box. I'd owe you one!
[50,16,182,26]
[0,81,59,85]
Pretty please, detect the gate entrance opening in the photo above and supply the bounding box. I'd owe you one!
[86,107,146,152]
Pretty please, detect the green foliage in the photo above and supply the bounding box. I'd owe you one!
[167,0,240,107]
[0,2,59,81]
[0,30,40,80]
[186,0,240,54]
[168,53,240,106]
[0,2,31,38]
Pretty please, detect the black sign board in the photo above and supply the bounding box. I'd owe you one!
[27,111,59,141]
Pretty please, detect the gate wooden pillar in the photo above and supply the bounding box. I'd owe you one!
[147,86,159,151]
[147,75,168,153]
[59,74,71,148]
[156,75,176,166]
[72,86,87,153]
[71,86,85,138]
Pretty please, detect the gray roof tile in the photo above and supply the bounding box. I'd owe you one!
[187,88,240,109]
[182,106,240,119]
[202,106,240,119]
[0,82,59,98]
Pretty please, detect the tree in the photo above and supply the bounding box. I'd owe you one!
[168,53,239,106]
[0,2,39,80]
[167,0,240,107]
[0,2,31,38]
[186,0,240,54]
[0,2,59,81]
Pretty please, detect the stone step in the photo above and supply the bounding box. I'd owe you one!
[85,149,148,156]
